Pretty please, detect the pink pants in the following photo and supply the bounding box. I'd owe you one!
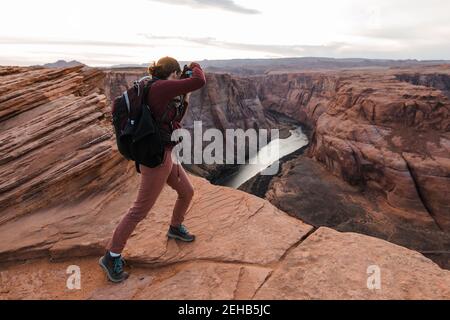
[107,146,194,253]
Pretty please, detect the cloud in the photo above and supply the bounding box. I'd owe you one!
[343,0,450,43]
[0,37,156,48]
[0,37,156,66]
[358,27,420,41]
[352,23,450,42]
[140,33,450,60]
[148,0,260,14]
[140,34,347,57]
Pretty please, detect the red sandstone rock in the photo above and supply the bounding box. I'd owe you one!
[0,66,449,300]
[254,227,450,300]
[256,66,450,233]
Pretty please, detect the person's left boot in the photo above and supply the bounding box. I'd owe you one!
[167,224,196,242]
[98,251,129,283]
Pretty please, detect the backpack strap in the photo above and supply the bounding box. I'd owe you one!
[142,78,174,125]
[135,161,141,174]
[159,94,186,129]
[142,78,155,100]
[123,91,131,113]
[133,78,156,175]
[160,102,175,124]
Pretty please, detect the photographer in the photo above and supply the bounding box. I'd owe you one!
[100,56,206,283]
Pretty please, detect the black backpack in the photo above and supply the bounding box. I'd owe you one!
[111,76,165,173]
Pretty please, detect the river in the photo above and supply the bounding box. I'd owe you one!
[219,126,309,188]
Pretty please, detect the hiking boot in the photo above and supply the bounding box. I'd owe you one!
[167,224,196,242]
[98,251,129,283]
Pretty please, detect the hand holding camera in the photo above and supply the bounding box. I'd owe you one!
[180,62,200,79]
[180,64,193,79]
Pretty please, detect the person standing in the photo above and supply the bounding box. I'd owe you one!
[99,56,206,283]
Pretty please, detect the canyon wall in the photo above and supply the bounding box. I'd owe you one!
[256,67,450,233]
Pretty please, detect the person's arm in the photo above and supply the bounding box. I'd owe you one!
[157,63,206,100]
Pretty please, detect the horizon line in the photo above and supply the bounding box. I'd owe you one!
[4,56,450,68]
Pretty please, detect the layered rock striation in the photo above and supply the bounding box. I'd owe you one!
[256,66,450,234]
[0,66,133,227]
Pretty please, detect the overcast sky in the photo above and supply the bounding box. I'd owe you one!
[1,0,450,66]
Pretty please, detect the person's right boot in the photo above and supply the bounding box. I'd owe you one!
[167,223,196,242]
[98,251,129,283]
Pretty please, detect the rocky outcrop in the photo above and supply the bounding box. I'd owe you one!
[0,168,312,265]
[256,66,450,236]
[0,65,130,227]
[0,168,449,299]
[1,207,449,300]
[254,227,450,300]
[265,156,450,268]
[1,66,449,299]
[41,60,85,69]
[396,72,450,98]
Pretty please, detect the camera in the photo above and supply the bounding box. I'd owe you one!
[180,64,193,79]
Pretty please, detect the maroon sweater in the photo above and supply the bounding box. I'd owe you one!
[146,62,206,133]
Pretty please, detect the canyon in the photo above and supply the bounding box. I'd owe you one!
[0,64,449,299]
[250,66,450,268]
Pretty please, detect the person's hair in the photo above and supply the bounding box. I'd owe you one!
[148,56,181,79]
